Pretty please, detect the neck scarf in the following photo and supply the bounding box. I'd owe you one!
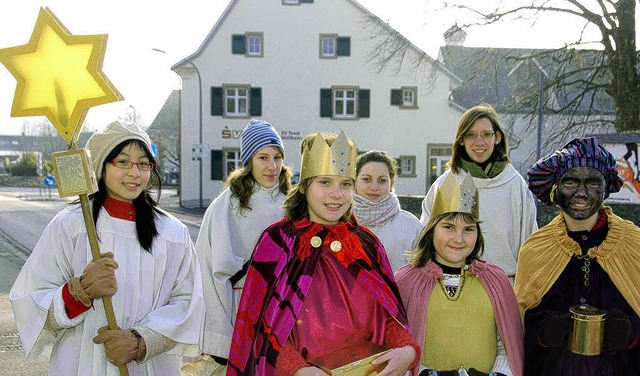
[353,190,400,227]
[460,158,507,179]
[104,196,136,221]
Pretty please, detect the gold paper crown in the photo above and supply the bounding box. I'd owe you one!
[431,173,479,218]
[300,131,357,180]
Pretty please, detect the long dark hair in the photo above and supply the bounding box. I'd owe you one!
[406,212,484,267]
[89,140,163,251]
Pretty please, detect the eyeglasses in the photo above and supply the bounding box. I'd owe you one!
[463,131,495,140]
[108,159,156,171]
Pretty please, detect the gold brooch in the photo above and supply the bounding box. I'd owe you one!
[330,241,342,252]
[310,236,322,248]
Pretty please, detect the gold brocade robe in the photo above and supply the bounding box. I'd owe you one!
[515,207,640,319]
[424,271,496,372]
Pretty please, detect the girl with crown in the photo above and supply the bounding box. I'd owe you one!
[226,131,420,376]
[186,119,293,375]
[396,174,523,376]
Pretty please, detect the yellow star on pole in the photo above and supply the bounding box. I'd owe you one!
[0,7,123,145]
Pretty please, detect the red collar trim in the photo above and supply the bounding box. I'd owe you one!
[104,196,136,222]
[592,208,608,231]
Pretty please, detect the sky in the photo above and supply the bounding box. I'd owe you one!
[0,0,604,136]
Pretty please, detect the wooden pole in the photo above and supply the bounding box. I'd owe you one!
[79,194,129,376]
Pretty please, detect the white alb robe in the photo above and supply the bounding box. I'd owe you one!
[10,204,204,376]
[195,183,285,358]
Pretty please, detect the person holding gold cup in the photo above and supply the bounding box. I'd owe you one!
[226,131,420,376]
[515,137,640,375]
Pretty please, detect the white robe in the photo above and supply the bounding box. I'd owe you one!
[421,165,538,276]
[364,210,422,273]
[195,184,285,358]
[10,204,204,376]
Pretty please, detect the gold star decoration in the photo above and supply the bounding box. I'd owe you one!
[0,7,123,145]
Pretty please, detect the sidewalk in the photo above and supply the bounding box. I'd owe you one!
[158,188,205,226]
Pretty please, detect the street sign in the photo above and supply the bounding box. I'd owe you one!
[43,175,56,187]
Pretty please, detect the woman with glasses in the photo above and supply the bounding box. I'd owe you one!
[10,121,204,375]
[419,105,538,279]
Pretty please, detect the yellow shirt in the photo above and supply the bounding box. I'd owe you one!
[423,270,496,372]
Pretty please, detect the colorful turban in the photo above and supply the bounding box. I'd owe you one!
[527,137,624,205]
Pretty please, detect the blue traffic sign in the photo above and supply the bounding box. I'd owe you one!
[43,175,56,187]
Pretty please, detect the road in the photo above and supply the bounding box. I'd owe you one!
[0,187,202,374]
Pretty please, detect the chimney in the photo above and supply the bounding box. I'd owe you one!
[443,24,467,46]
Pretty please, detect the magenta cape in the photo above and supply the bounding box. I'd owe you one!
[226,217,410,376]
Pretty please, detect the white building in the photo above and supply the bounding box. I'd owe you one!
[172,0,463,208]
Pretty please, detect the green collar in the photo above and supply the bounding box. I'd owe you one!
[460,158,507,179]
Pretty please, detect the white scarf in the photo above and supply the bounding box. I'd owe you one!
[353,190,401,227]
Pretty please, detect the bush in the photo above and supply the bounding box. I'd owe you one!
[6,152,39,176]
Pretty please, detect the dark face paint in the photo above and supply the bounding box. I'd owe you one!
[556,166,606,220]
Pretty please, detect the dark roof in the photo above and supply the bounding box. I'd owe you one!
[0,133,92,153]
[588,132,640,143]
[440,45,615,115]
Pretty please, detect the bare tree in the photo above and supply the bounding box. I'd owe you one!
[367,0,638,133]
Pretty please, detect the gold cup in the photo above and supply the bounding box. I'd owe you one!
[567,304,606,356]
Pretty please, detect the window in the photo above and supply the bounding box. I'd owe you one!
[246,33,263,57]
[211,86,262,118]
[319,35,350,58]
[398,156,416,177]
[283,0,314,4]
[320,87,369,119]
[224,148,241,178]
[320,34,336,58]
[334,88,357,118]
[231,33,264,57]
[225,86,249,117]
[390,87,418,108]
[427,145,453,191]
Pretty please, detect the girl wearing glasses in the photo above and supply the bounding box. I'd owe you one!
[420,105,538,280]
[184,119,293,376]
[11,121,205,375]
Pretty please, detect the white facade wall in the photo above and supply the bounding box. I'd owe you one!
[177,0,462,207]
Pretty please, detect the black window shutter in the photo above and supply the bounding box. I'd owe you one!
[336,37,351,56]
[211,87,223,116]
[359,89,370,118]
[232,35,246,54]
[320,89,332,117]
[211,150,223,180]
[250,87,262,116]
[390,89,402,105]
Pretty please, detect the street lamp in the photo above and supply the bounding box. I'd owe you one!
[536,70,545,161]
[152,48,204,209]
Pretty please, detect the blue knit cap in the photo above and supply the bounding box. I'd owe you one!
[527,137,624,205]
[240,119,284,166]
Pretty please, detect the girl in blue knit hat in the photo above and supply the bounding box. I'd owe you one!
[183,119,292,376]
